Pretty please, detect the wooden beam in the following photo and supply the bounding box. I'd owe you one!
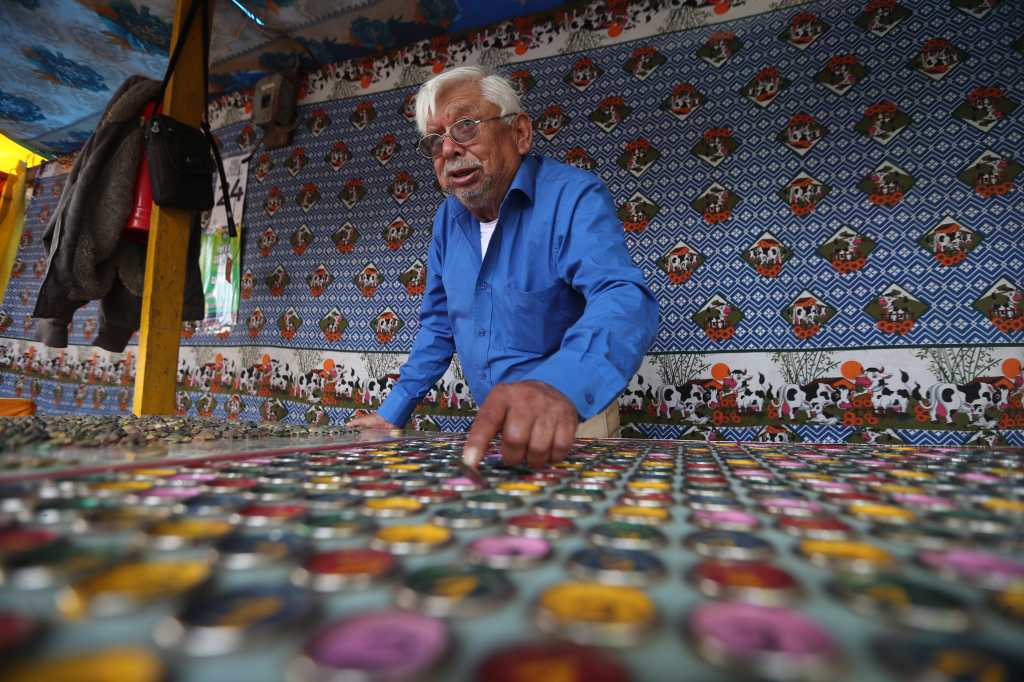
[132,0,210,415]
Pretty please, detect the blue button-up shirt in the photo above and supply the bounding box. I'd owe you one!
[377,153,659,427]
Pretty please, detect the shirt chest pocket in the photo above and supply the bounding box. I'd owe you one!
[498,282,579,355]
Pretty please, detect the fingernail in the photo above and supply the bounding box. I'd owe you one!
[462,446,481,467]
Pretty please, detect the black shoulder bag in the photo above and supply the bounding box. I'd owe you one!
[145,0,236,236]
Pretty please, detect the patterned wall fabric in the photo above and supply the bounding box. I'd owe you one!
[1,0,1022,447]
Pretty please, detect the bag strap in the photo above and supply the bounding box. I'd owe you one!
[156,0,236,238]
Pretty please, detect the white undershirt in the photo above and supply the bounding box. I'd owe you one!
[479,219,498,260]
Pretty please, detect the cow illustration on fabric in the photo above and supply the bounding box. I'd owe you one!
[953,86,1019,133]
[865,284,929,335]
[296,184,321,212]
[657,241,703,285]
[306,265,334,297]
[306,109,331,136]
[509,70,536,97]
[372,134,400,165]
[617,193,659,233]
[973,279,1024,335]
[332,223,360,254]
[399,92,417,122]
[339,178,367,209]
[617,138,660,178]
[951,0,1002,20]
[372,309,404,344]
[918,217,981,267]
[226,394,244,421]
[266,265,289,297]
[744,232,791,278]
[246,307,266,338]
[782,292,836,341]
[692,182,739,224]
[692,128,738,166]
[181,321,196,339]
[319,308,349,343]
[620,373,655,413]
[305,403,329,426]
[819,227,875,275]
[662,82,705,121]
[326,141,352,171]
[859,161,913,206]
[741,67,789,107]
[354,264,382,298]
[911,38,966,80]
[564,147,598,171]
[590,96,632,133]
[816,54,867,95]
[854,0,912,37]
[389,171,417,204]
[693,295,743,342]
[235,124,255,150]
[257,228,278,257]
[278,308,302,342]
[624,46,665,80]
[31,258,45,279]
[399,259,427,296]
[756,424,798,443]
[253,153,273,181]
[263,187,283,217]
[778,112,826,156]
[534,104,569,141]
[697,31,741,67]
[290,224,314,256]
[285,147,307,177]
[260,399,288,423]
[958,151,1020,199]
[564,56,602,91]
[855,100,911,145]
[779,11,829,49]
[240,269,255,300]
[384,218,412,251]
[350,101,377,130]
[780,173,830,216]
[918,380,1004,427]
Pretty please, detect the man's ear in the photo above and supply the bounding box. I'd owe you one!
[514,112,533,155]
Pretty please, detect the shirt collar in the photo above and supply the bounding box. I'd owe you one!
[449,153,538,222]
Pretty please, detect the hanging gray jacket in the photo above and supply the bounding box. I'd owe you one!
[33,75,204,353]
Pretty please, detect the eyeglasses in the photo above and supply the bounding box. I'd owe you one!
[416,113,517,159]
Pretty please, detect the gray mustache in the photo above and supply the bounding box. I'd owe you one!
[444,160,482,175]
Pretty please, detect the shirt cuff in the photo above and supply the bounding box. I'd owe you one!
[523,356,616,422]
[376,385,418,427]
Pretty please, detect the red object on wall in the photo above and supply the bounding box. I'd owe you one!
[123,101,160,245]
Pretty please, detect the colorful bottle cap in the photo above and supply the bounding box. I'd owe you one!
[495,481,544,497]
[533,499,594,518]
[872,635,1024,682]
[505,514,576,539]
[361,496,424,518]
[0,527,60,556]
[992,582,1024,623]
[430,506,499,529]
[59,559,211,619]
[535,581,657,647]
[684,530,775,562]
[234,503,307,526]
[0,611,41,657]
[777,516,854,540]
[686,602,842,680]
[395,564,514,617]
[408,487,461,505]
[145,518,233,550]
[567,547,666,586]
[184,493,251,516]
[369,523,452,555]
[797,540,895,574]
[474,642,633,682]
[463,535,552,570]
[2,647,164,682]
[2,539,128,589]
[618,492,674,508]
[552,487,605,503]
[606,506,670,526]
[155,583,315,656]
[846,502,916,525]
[685,494,744,512]
[829,573,972,632]
[292,548,397,592]
[463,492,523,511]
[690,509,761,532]
[688,559,802,606]
[293,611,448,681]
[917,549,1024,589]
[587,522,667,551]
[759,497,824,517]
[215,530,306,570]
[296,510,376,540]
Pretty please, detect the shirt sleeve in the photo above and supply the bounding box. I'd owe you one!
[376,213,456,426]
[521,179,659,420]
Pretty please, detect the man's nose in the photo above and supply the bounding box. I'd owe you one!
[440,134,464,159]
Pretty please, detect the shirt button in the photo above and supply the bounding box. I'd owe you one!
[477,283,487,291]
[585,393,594,404]
[477,329,487,336]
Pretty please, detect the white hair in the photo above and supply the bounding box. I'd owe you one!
[414,66,522,135]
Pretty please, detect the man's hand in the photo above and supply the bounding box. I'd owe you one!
[462,381,577,470]
[347,413,398,430]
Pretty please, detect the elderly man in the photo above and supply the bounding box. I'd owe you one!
[349,66,658,469]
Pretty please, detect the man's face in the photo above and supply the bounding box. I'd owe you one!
[426,80,532,221]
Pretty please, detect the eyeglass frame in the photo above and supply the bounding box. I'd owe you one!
[416,113,519,159]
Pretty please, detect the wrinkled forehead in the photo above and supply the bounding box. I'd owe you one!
[427,80,493,130]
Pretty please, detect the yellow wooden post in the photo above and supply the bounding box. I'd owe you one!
[132,0,210,415]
